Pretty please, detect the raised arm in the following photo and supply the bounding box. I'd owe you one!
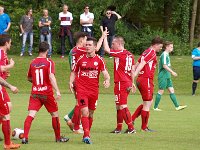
[112,11,122,19]
[49,73,61,100]
[103,35,110,54]
[102,70,110,88]
[96,30,108,51]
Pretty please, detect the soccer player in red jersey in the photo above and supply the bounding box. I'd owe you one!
[69,37,110,144]
[64,32,106,133]
[22,42,69,144]
[131,36,163,132]
[0,34,21,149]
[103,34,136,134]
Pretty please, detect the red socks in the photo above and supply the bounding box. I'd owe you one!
[2,120,11,145]
[141,110,149,130]
[132,104,143,122]
[72,105,81,130]
[116,109,123,130]
[81,116,90,138]
[89,117,93,130]
[52,117,61,140]
[24,116,34,139]
[121,108,134,130]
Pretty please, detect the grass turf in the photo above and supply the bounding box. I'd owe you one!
[0,55,199,149]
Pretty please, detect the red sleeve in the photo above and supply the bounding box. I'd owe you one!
[73,58,80,73]
[144,50,156,63]
[48,59,55,74]
[109,49,123,57]
[99,57,106,72]
[27,64,32,78]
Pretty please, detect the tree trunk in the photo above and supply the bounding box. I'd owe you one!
[163,0,172,32]
[190,0,198,48]
[196,0,200,39]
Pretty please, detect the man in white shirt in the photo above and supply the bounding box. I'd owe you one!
[59,4,74,58]
[80,5,94,37]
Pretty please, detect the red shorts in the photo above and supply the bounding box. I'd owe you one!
[0,90,9,116]
[28,94,58,113]
[76,89,98,110]
[114,81,132,105]
[2,87,10,102]
[136,77,154,101]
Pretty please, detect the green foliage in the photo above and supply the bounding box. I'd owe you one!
[1,0,193,55]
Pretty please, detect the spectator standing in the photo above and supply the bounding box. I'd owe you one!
[20,8,34,56]
[0,6,11,34]
[80,5,94,37]
[59,4,73,58]
[39,9,52,58]
[100,8,121,57]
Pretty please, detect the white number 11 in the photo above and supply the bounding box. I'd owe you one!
[35,69,44,85]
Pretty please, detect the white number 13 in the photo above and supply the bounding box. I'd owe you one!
[35,69,44,85]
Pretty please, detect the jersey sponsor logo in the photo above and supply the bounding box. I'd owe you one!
[81,70,98,78]
[82,62,87,66]
[94,61,98,66]
[33,86,47,92]
[32,62,47,68]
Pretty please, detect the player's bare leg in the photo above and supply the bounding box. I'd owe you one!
[81,107,92,144]
[3,115,20,149]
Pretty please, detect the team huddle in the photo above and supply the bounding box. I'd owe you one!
[0,28,187,149]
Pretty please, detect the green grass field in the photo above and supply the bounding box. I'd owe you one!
[1,55,200,150]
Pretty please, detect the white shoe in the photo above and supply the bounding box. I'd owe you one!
[29,52,32,56]
[153,108,162,111]
[175,105,187,111]
[73,128,84,134]
[20,53,24,56]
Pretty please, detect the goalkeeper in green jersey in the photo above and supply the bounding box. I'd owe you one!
[153,41,187,111]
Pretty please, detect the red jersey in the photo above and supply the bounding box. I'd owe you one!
[73,54,106,91]
[27,57,55,95]
[0,49,9,79]
[138,48,157,79]
[70,46,86,70]
[110,49,134,83]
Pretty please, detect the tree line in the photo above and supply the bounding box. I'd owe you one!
[0,0,199,55]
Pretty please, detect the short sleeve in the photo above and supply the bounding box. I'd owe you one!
[49,16,52,22]
[48,59,55,74]
[80,14,84,19]
[192,49,197,58]
[58,12,61,20]
[19,16,24,25]
[90,13,94,19]
[70,13,73,20]
[109,49,123,57]
[99,58,106,72]
[6,14,11,23]
[27,64,32,78]
[143,50,156,63]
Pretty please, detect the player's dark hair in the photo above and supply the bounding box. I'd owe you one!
[197,42,200,47]
[39,41,49,53]
[74,32,88,43]
[84,4,89,9]
[87,37,97,46]
[0,34,11,46]
[151,36,163,45]
[163,41,173,49]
